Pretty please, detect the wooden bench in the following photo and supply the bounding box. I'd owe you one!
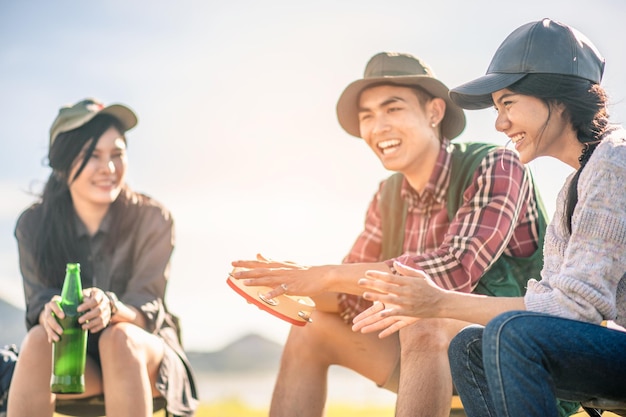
[55,394,169,416]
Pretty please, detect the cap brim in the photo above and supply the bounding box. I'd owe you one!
[100,104,138,133]
[337,76,466,140]
[449,73,527,110]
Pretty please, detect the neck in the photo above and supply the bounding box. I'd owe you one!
[73,200,110,236]
[555,129,586,170]
[403,141,441,194]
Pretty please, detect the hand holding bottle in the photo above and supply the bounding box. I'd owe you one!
[77,287,113,332]
[51,262,87,393]
[40,295,65,343]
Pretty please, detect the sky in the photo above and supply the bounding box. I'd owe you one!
[1,0,625,352]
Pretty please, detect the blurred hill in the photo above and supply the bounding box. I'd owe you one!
[0,298,282,373]
[0,298,26,347]
[187,333,282,373]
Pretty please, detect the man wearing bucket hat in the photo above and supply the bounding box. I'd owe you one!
[352,19,626,417]
[233,52,548,417]
[9,98,198,416]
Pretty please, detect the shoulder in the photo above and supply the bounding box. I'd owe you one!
[451,141,525,177]
[15,202,43,240]
[592,126,626,168]
[120,189,174,227]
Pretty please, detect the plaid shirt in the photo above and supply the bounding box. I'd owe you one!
[338,139,541,322]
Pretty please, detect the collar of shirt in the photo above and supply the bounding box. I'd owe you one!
[73,208,113,239]
[399,138,452,210]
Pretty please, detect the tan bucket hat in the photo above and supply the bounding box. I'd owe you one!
[336,52,466,139]
[49,97,138,146]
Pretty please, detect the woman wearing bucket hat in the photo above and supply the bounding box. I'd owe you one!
[232,51,548,417]
[353,18,626,417]
[8,98,198,417]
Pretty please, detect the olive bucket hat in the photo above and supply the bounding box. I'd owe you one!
[336,52,466,140]
[49,98,138,146]
[450,18,605,110]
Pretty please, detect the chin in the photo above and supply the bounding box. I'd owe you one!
[94,189,122,204]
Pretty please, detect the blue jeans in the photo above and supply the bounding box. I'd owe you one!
[449,311,626,417]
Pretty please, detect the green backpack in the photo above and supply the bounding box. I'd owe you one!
[379,142,548,297]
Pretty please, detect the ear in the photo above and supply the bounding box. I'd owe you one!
[428,97,446,125]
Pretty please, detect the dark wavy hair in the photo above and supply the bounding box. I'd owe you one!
[33,114,138,287]
[507,73,609,234]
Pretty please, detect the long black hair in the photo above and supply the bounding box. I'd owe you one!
[508,74,609,234]
[33,114,138,287]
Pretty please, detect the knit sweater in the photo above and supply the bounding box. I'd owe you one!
[525,126,626,328]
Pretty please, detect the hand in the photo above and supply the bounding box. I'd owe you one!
[40,296,64,343]
[352,261,448,333]
[77,287,112,333]
[231,253,327,298]
[351,300,418,338]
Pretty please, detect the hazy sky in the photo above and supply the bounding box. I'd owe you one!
[1,0,625,351]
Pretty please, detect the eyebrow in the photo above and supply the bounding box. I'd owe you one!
[358,95,407,113]
[493,92,516,106]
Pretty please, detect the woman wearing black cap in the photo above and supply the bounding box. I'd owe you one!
[8,98,197,417]
[352,18,626,417]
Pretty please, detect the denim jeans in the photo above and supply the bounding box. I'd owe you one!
[449,311,626,417]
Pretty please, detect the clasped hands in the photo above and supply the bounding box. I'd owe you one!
[352,261,446,338]
[42,287,113,343]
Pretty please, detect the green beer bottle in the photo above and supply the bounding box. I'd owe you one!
[50,262,87,393]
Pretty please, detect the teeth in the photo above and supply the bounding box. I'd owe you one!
[510,134,525,144]
[378,139,401,154]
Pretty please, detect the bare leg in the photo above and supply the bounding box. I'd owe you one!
[98,322,165,417]
[269,311,400,417]
[395,318,470,417]
[7,326,102,417]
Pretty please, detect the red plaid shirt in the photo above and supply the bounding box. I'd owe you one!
[338,139,542,322]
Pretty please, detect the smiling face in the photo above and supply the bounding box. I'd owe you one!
[357,84,443,182]
[492,88,575,165]
[68,126,128,211]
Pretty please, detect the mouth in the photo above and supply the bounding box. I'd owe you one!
[509,133,525,144]
[508,133,526,150]
[93,179,118,189]
[377,139,401,155]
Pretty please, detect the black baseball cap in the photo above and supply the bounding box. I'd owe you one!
[450,18,605,110]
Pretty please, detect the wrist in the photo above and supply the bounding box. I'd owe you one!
[105,291,120,317]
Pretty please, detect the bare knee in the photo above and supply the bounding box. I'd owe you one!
[399,319,462,355]
[282,312,351,365]
[18,325,52,363]
[99,323,143,361]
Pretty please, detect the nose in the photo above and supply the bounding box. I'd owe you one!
[99,158,116,173]
[371,114,391,136]
[494,110,510,133]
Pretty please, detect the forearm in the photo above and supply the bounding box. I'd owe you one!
[109,301,148,329]
[437,291,526,325]
[323,261,392,294]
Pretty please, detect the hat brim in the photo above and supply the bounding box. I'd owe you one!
[49,102,138,146]
[336,75,466,140]
[99,104,138,133]
[449,73,527,110]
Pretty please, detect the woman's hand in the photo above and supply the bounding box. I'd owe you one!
[351,261,448,336]
[351,300,418,338]
[40,296,64,343]
[77,287,112,333]
[231,253,329,298]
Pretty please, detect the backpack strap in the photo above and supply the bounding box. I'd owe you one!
[379,172,407,261]
[378,142,547,297]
